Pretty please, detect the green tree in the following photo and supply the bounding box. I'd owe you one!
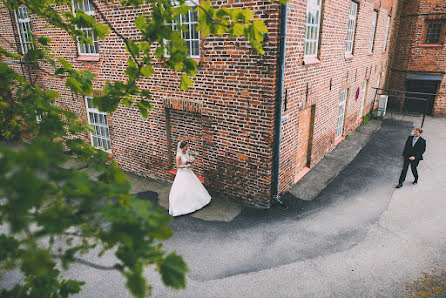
[0,0,277,297]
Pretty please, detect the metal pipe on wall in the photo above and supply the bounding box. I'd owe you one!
[271,3,288,207]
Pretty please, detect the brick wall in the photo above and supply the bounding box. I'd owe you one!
[0,1,280,208]
[1,0,403,207]
[278,0,399,193]
[388,0,446,116]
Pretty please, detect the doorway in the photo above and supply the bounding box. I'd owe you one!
[405,77,440,115]
[295,105,316,179]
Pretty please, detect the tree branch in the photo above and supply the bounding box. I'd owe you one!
[92,1,142,67]
[188,0,232,29]
[52,253,124,271]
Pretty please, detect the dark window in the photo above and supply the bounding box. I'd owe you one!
[426,23,442,44]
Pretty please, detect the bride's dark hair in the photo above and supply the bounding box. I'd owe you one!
[179,141,188,149]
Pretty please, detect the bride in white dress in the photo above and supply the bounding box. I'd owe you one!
[169,141,212,216]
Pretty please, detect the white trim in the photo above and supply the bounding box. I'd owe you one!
[304,0,322,58]
[168,5,200,58]
[359,79,368,117]
[72,0,99,55]
[14,6,33,54]
[336,90,347,139]
[85,96,111,152]
[383,15,391,50]
[369,10,378,52]
[345,1,358,54]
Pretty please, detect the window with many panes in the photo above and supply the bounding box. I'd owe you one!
[73,0,99,55]
[14,6,33,54]
[345,1,358,54]
[304,0,322,58]
[85,96,111,152]
[425,23,443,44]
[170,1,199,58]
[336,90,347,139]
[383,15,391,50]
[369,10,378,52]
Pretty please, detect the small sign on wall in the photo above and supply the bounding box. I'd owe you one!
[355,87,360,101]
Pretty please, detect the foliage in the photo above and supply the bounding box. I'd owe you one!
[0,0,276,296]
[360,114,370,126]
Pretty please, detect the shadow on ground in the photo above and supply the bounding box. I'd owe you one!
[132,119,416,281]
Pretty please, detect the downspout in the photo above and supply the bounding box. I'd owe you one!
[271,3,288,207]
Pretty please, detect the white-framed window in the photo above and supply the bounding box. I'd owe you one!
[369,10,378,52]
[73,0,99,55]
[383,15,391,50]
[170,1,200,58]
[304,0,322,58]
[345,1,358,54]
[85,96,111,152]
[14,6,33,54]
[336,89,347,139]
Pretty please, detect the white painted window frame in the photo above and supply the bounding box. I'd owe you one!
[359,79,368,117]
[369,10,378,52]
[168,1,200,58]
[345,1,358,54]
[304,0,322,58]
[14,6,33,54]
[383,15,391,50]
[72,0,99,55]
[336,89,347,139]
[85,96,111,152]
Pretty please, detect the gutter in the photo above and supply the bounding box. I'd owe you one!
[271,3,288,207]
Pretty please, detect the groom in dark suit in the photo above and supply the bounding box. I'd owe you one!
[396,128,426,188]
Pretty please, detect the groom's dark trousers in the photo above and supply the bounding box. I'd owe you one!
[398,136,426,184]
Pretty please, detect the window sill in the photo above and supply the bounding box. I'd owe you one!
[344,52,354,61]
[419,44,444,48]
[303,56,321,66]
[367,51,374,56]
[76,55,100,62]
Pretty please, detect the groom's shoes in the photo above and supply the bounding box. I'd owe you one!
[413,180,418,185]
[396,183,403,189]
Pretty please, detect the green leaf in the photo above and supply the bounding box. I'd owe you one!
[135,15,146,31]
[38,36,51,46]
[66,77,83,93]
[126,40,140,57]
[180,74,193,91]
[95,23,110,39]
[60,279,86,297]
[140,65,154,78]
[159,253,188,289]
[232,23,245,36]
[136,102,149,118]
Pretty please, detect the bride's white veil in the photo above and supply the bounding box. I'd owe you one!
[176,141,183,155]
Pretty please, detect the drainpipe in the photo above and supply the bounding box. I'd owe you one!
[271,3,288,207]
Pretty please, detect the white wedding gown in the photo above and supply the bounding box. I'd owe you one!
[169,153,212,216]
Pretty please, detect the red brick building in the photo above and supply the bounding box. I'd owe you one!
[1,0,401,208]
[388,0,445,116]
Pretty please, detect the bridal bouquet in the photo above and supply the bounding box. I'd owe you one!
[186,151,195,164]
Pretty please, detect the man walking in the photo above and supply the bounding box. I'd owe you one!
[396,128,426,188]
